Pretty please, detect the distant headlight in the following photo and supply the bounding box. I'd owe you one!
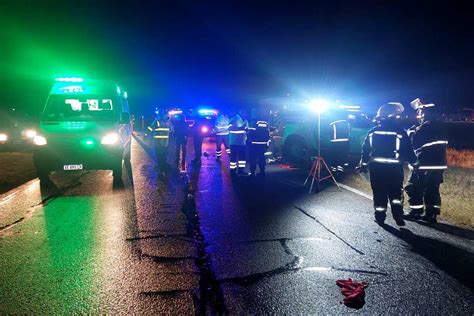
[25,129,37,138]
[0,133,7,142]
[33,135,47,146]
[101,133,119,145]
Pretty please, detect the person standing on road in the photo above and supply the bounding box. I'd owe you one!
[247,119,271,177]
[358,102,417,226]
[404,99,448,223]
[191,114,205,164]
[228,114,248,175]
[214,114,231,161]
[171,112,188,170]
[148,110,171,176]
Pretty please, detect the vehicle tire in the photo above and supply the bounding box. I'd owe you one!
[124,143,131,162]
[284,137,309,167]
[37,168,50,183]
[112,159,123,181]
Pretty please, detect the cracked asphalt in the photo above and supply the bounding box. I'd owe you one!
[0,136,473,314]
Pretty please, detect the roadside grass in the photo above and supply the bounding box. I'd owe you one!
[0,152,36,194]
[447,148,474,168]
[342,149,474,229]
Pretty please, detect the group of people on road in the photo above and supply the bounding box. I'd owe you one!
[213,113,271,177]
[146,109,272,178]
[358,99,448,226]
[147,100,447,226]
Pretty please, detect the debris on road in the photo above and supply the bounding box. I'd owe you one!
[336,278,369,309]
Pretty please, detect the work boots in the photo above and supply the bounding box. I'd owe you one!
[374,211,386,225]
[404,208,424,220]
[391,208,406,226]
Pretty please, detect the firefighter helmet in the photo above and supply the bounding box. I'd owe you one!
[375,102,404,121]
[410,98,435,110]
[410,98,435,123]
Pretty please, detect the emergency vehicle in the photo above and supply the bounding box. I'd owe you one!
[262,98,372,167]
[33,77,132,183]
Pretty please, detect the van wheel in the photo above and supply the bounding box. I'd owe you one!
[284,137,309,167]
[37,168,50,182]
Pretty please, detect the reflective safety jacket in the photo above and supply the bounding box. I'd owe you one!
[329,119,350,143]
[214,116,231,136]
[247,121,270,147]
[229,124,247,146]
[409,120,447,170]
[148,118,171,146]
[361,120,416,166]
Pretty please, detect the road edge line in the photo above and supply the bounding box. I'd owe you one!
[338,183,373,200]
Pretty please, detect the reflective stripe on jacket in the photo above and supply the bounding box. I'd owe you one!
[214,116,231,135]
[248,121,270,146]
[229,125,246,145]
[148,119,170,146]
[361,120,416,166]
[410,120,447,169]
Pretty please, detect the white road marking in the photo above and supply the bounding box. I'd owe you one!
[338,183,373,200]
[0,179,39,205]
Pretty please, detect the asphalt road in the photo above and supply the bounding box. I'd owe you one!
[0,136,473,314]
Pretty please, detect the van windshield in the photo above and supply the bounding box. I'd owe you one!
[43,95,117,121]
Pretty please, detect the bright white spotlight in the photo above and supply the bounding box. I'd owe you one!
[33,135,47,146]
[309,99,329,113]
[25,129,37,138]
[101,133,119,145]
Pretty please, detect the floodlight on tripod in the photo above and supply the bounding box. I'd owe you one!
[304,98,341,193]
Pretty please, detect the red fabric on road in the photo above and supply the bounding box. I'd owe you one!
[336,278,368,309]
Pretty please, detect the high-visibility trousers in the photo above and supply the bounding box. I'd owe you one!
[369,163,404,217]
[216,135,230,157]
[405,169,444,215]
[230,145,246,172]
[249,144,267,173]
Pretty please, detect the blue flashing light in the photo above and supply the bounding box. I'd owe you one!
[198,109,218,116]
[168,110,183,116]
[56,77,84,82]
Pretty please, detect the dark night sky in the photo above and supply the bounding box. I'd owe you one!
[1,0,474,116]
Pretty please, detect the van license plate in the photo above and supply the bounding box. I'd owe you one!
[63,164,83,171]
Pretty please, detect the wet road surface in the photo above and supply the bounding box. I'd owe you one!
[0,136,473,314]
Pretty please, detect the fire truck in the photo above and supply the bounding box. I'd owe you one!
[264,98,372,168]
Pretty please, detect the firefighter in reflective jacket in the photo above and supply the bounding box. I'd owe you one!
[248,120,270,176]
[228,114,248,175]
[328,119,350,175]
[214,114,231,161]
[148,110,171,174]
[404,98,448,223]
[358,102,417,226]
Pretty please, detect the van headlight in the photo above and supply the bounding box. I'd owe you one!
[0,133,8,142]
[33,135,47,146]
[25,129,37,138]
[101,133,119,145]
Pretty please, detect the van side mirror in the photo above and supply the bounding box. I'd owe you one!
[121,112,130,124]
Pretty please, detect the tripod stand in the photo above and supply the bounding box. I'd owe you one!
[303,108,341,194]
[304,156,341,193]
